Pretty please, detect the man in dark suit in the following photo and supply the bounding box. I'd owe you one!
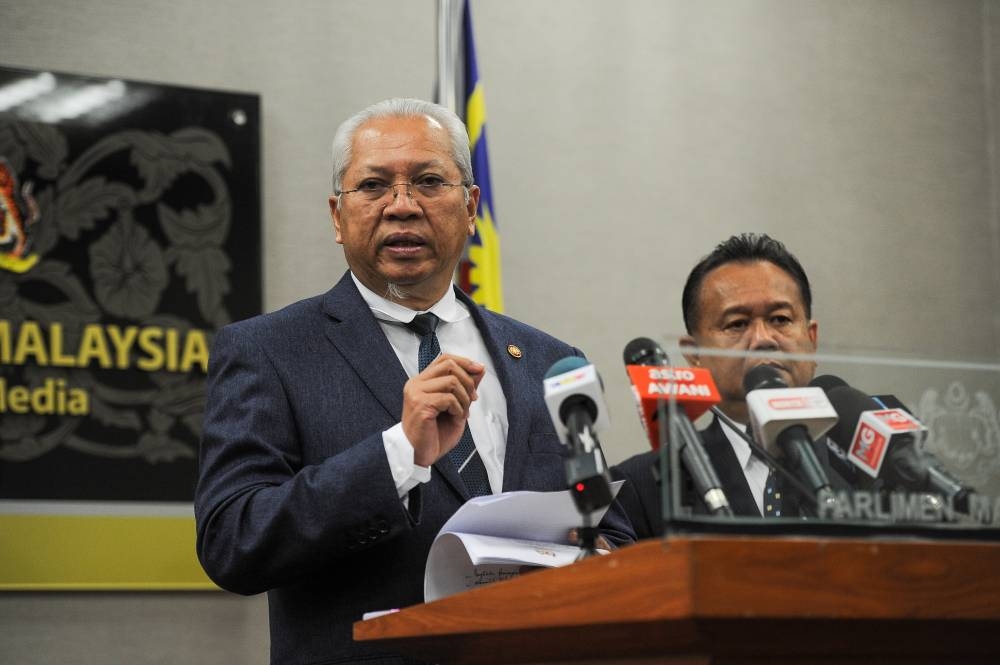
[194,98,632,665]
[612,233,854,538]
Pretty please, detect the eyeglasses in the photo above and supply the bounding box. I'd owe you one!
[337,177,468,203]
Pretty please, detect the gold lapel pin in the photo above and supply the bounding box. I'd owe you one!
[506,344,522,359]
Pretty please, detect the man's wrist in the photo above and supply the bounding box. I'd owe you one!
[383,424,432,498]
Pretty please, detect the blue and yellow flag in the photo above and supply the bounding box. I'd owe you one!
[457,0,504,312]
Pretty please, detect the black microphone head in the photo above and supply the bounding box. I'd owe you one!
[824,385,880,448]
[743,364,787,393]
[871,393,915,415]
[623,337,668,366]
[809,374,849,393]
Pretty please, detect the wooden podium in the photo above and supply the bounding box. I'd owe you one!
[354,535,1000,665]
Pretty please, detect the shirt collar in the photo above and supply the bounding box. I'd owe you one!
[350,272,469,324]
[719,416,754,471]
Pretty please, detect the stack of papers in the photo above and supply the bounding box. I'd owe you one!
[423,483,621,602]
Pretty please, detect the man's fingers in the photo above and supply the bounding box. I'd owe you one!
[426,354,484,392]
[411,375,474,413]
[415,357,480,402]
[400,354,486,466]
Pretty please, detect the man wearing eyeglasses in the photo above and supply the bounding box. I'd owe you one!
[194,98,632,665]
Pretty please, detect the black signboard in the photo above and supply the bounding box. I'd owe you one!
[0,66,261,504]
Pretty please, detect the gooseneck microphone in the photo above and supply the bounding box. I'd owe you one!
[810,375,975,513]
[622,337,732,517]
[744,365,838,507]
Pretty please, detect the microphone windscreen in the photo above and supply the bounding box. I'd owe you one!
[809,374,849,393]
[545,355,588,379]
[824,385,880,447]
[623,337,668,366]
[872,394,915,414]
[743,364,786,393]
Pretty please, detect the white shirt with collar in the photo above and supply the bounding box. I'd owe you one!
[351,273,509,499]
[718,417,770,515]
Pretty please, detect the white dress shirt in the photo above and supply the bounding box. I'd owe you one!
[719,417,770,515]
[351,274,509,498]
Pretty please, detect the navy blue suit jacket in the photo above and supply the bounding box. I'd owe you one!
[195,272,633,665]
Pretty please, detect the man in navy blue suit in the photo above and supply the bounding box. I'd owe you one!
[195,98,632,665]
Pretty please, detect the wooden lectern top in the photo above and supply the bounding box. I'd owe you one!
[354,535,1000,665]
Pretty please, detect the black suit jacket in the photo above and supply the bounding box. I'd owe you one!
[194,272,634,665]
[611,416,857,539]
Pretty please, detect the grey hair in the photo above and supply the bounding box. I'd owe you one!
[331,98,474,196]
[384,282,411,303]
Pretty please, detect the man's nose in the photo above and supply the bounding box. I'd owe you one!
[382,183,421,218]
[746,319,779,351]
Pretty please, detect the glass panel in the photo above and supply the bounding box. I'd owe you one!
[640,341,1000,539]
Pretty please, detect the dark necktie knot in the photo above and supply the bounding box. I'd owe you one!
[406,313,441,372]
[405,313,439,338]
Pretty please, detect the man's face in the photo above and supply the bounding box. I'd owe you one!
[682,260,818,421]
[329,115,479,309]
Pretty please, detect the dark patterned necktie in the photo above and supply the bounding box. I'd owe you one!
[763,469,783,518]
[405,313,492,497]
[746,423,782,518]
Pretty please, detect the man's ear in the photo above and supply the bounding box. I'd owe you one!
[679,334,699,366]
[329,195,343,244]
[465,185,481,236]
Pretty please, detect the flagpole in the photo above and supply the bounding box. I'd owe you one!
[436,0,462,114]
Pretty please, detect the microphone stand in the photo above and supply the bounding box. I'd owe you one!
[574,512,600,561]
[563,411,612,560]
[656,396,673,531]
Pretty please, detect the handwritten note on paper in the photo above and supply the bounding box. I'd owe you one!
[469,565,521,588]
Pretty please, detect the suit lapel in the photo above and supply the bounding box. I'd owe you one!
[320,272,409,422]
[457,289,532,493]
[702,417,762,517]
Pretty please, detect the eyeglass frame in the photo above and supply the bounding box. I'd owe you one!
[335,178,471,203]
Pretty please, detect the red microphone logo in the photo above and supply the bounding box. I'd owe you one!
[849,421,888,475]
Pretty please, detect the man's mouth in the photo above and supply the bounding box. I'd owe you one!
[382,234,427,254]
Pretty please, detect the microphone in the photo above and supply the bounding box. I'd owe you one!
[810,375,974,512]
[622,337,732,516]
[623,336,669,367]
[744,365,838,504]
[543,357,613,515]
[622,337,720,449]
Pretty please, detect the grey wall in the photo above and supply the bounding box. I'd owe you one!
[2,1,999,663]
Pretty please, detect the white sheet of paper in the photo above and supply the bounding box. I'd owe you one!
[423,481,623,602]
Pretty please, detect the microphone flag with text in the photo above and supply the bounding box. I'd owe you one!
[622,337,732,516]
[622,337,720,450]
[542,356,613,515]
